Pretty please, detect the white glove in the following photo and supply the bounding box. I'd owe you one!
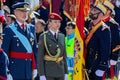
[40,75,46,80]
[33,69,37,78]
[7,74,13,80]
[110,59,117,65]
[64,74,68,80]
[95,69,105,77]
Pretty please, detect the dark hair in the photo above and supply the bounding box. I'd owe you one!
[66,21,76,29]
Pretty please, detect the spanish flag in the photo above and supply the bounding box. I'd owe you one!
[73,0,89,80]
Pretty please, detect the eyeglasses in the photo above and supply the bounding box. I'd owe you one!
[65,27,73,30]
[93,12,101,15]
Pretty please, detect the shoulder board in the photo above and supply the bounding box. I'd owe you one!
[40,31,48,36]
[101,22,110,31]
[84,27,88,32]
[84,27,89,34]
[33,6,40,11]
[109,18,118,25]
[59,32,65,37]
[42,6,46,9]
[26,23,34,27]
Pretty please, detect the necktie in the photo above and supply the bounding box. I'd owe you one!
[21,24,25,30]
[54,33,56,39]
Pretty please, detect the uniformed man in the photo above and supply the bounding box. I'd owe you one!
[65,21,75,80]
[38,13,68,80]
[85,3,111,80]
[1,2,38,80]
[102,1,120,79]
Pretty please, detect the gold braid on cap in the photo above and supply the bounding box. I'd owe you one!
[95,3,107,14]
[103,0,114,10]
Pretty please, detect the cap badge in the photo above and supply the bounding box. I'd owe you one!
[51,15,54,18]
[24,4,28,8]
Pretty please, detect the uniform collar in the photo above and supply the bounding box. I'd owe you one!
[16,20,26,29]
[102,16,111,22]
[49,29,59,35]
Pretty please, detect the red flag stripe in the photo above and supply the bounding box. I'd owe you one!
[76,0,84,40]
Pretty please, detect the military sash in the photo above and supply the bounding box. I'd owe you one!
[9,23,32,53]
[85,21,103,46]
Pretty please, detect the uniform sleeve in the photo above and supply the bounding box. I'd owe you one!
[110,23,120,61]
[2,27,12,55]
[0,52,7,80]
[98,27,111,71]
[38,35,45,76]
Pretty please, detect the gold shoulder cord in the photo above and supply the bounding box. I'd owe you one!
[44,32,60,58]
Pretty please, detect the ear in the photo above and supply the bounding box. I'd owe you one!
[99,12,104,17]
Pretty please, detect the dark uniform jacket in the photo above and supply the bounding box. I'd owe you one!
[38,31,68,77]
[1,21,38,79]
[0,49,8,80]
[114,6,120,25]
[85,21,111,72]
[103,17,120,61]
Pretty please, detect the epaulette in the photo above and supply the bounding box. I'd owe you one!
[84,27,88,32]
[33,5,40,11]
[27,23,34,27]
[40,31,48,36]
[101,22,110,31]
[109,18,118,25]
[41,6,46,10]
[84,27,89,34]
[85,17,91,22]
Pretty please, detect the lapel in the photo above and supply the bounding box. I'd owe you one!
[48,31,57,43]
[14,21,31,40]
[14,21,25,35]
[57,32,61,43]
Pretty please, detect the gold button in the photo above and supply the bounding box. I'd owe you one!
[104,62,106,64]
[11,61,14,64]
[49,44,51,46]
[17,43,19,46]
[56,45,59,47]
